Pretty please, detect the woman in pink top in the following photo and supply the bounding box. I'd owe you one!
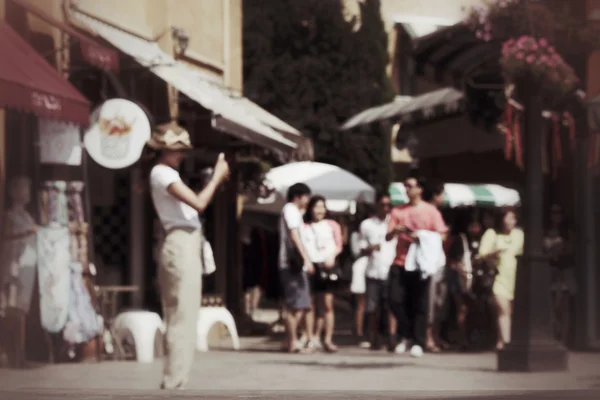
[302,195,343,352]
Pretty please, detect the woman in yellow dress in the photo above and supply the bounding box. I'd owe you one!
[477,207,524,350]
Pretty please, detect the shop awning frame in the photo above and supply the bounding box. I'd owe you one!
[340,87,464,130]
[588,93,600,134]
[70,8,305,158]
[413,23,502,90]
[8,0,119,72]
[393,15,456,41]
[0,21,90,125]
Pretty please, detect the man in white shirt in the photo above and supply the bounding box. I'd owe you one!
[279,183,314,353]
[359,193,397,350]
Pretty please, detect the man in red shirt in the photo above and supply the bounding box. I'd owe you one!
[385,176,448,357]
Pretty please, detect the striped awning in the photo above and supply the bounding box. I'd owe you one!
[389,183,520,208]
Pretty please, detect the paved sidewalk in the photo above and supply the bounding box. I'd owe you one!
[0,337,599,399]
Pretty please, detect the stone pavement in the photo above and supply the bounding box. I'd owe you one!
[0,337,599,399]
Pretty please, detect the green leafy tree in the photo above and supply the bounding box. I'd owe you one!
[243,0,395,193]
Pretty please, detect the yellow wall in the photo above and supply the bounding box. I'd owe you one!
[75,0,168,39]
[73,0,241,90]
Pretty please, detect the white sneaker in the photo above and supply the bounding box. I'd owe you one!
[394,340,408,354]
[298,336,308,348]
[410,345,424,358]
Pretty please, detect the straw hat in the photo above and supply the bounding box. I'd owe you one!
[146,121,192,151]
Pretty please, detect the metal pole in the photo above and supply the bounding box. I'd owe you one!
[497,87,568,371]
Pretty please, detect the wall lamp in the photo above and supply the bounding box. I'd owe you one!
[171,27,189,57]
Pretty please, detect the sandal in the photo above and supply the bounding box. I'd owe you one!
[426,344,441,353]
[323,342,339,353]
[283,340,303,353]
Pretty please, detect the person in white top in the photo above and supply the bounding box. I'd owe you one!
[302,195,344,353]
[348,213,370,348]
[146,122,229,390]
[359,193,397,350]
[278,183,315,353]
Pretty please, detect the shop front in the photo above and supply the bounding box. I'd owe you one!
[61,5,310,323]
[0,17,99,366]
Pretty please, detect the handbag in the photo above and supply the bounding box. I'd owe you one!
[201,236,216,276]
[314,263,343,283]
[472,232,499,294]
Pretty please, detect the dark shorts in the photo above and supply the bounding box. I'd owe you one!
[446,268,463,295]
[279,268,311,311]
[365,278,388,313]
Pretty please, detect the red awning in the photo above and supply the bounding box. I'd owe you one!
[8,0,119,72]
[0,21,90,125]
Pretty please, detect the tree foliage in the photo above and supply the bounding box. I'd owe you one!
[243,0,395,193]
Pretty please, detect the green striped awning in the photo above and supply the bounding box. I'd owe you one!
[389,183,520,208]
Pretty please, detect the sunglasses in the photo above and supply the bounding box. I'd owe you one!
[380,202,392,208]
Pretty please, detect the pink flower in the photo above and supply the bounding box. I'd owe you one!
[516,52,525,60]
[483,33,492,41]
[476,30,483,39]
[526,55,535,64]
[539,38,548,47]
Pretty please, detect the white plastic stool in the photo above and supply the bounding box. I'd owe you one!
[196,307,240,352]
[113,310,165,363]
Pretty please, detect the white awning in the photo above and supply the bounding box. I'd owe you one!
[340,87,464,130]
[71,9,299,155]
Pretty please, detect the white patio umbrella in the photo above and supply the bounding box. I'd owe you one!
[243,162,375,215]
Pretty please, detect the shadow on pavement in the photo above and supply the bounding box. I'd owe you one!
[259,360,408,369]
[257,358,497,373]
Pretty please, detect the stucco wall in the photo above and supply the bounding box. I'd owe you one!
[72,0,240,89]
[75,0,168,39]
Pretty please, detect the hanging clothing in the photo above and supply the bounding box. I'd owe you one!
[43,181,69,226]
[37,226,72,333]
[0,207,37,315]
[63,262,101,344]
[405,230,446,279]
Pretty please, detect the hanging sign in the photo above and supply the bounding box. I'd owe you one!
[84,99,151,169]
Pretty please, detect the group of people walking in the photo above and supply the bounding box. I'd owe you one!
[278,174,530,358]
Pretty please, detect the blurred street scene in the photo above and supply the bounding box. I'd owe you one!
[1,0,600,398]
